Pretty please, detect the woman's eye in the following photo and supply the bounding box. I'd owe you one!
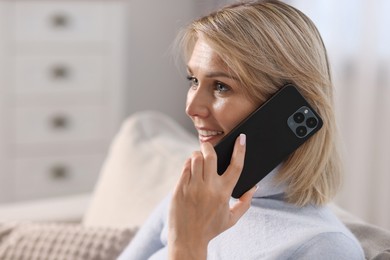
[186,76,198,88]
[215,82,230,93]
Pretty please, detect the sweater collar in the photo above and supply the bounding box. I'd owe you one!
[252,164,287,198]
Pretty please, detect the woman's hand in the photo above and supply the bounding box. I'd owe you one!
[168,134,257,260]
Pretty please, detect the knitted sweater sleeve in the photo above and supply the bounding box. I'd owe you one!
[117,195,170,260]
[288,232,365,260]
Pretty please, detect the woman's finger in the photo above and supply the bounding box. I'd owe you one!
[223,134,246,188]
[200,142,217,182]
[174,158,191,193]
[191,151,204,183]
[229,185,257,226]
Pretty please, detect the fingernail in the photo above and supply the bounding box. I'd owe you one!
[239,133,246,146]
[250,186,258,197]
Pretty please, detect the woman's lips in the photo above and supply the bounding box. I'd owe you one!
[196,128,224,143]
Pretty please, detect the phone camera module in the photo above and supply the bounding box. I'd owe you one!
[288,106,321,139]
[306,117,318,128]
[293,112,305,123]
[296,126,307,137]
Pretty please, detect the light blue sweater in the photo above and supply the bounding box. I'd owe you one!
[118,169,364,259]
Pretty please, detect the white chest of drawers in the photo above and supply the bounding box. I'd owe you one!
[0,0,128,203]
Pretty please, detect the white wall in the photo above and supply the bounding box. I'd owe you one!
[124,0,199,132]
[0,1,8,201]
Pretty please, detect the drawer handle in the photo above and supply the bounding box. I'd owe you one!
[49,165,70,180]
[51,65,70,80]
[49,114,70,130]
[50,13,70,28]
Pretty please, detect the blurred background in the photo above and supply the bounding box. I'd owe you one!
[0,0,389,230]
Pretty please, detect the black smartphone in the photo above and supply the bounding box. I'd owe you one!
[214,84,323,198]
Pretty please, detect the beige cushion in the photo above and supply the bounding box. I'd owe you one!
[0,221,136,260]
[83,111,198,228]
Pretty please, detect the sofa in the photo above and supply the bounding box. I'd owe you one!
[0,111,389,259]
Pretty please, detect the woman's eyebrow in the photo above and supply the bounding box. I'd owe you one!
[186,66,239,81]
[205,71,239,81]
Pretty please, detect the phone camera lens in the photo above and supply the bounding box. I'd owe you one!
[293,112,305,123]
[306,117,318,128]
[296,126,307,137]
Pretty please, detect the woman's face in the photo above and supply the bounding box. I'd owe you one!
[186,38,257,146]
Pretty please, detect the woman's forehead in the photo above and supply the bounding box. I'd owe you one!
[187,39,227,72]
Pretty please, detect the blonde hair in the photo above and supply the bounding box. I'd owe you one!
[177,0,342,206]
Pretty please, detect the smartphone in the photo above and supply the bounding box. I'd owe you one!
[214,84,323,198]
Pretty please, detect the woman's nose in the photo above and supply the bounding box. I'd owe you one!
[186,88,210,118]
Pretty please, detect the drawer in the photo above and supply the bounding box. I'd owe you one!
[14,54,106,96]
[14,106,107,144]
[13,154,104,201]
[13,2,109,43]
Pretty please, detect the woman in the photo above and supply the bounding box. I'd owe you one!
[119,1,364,259]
